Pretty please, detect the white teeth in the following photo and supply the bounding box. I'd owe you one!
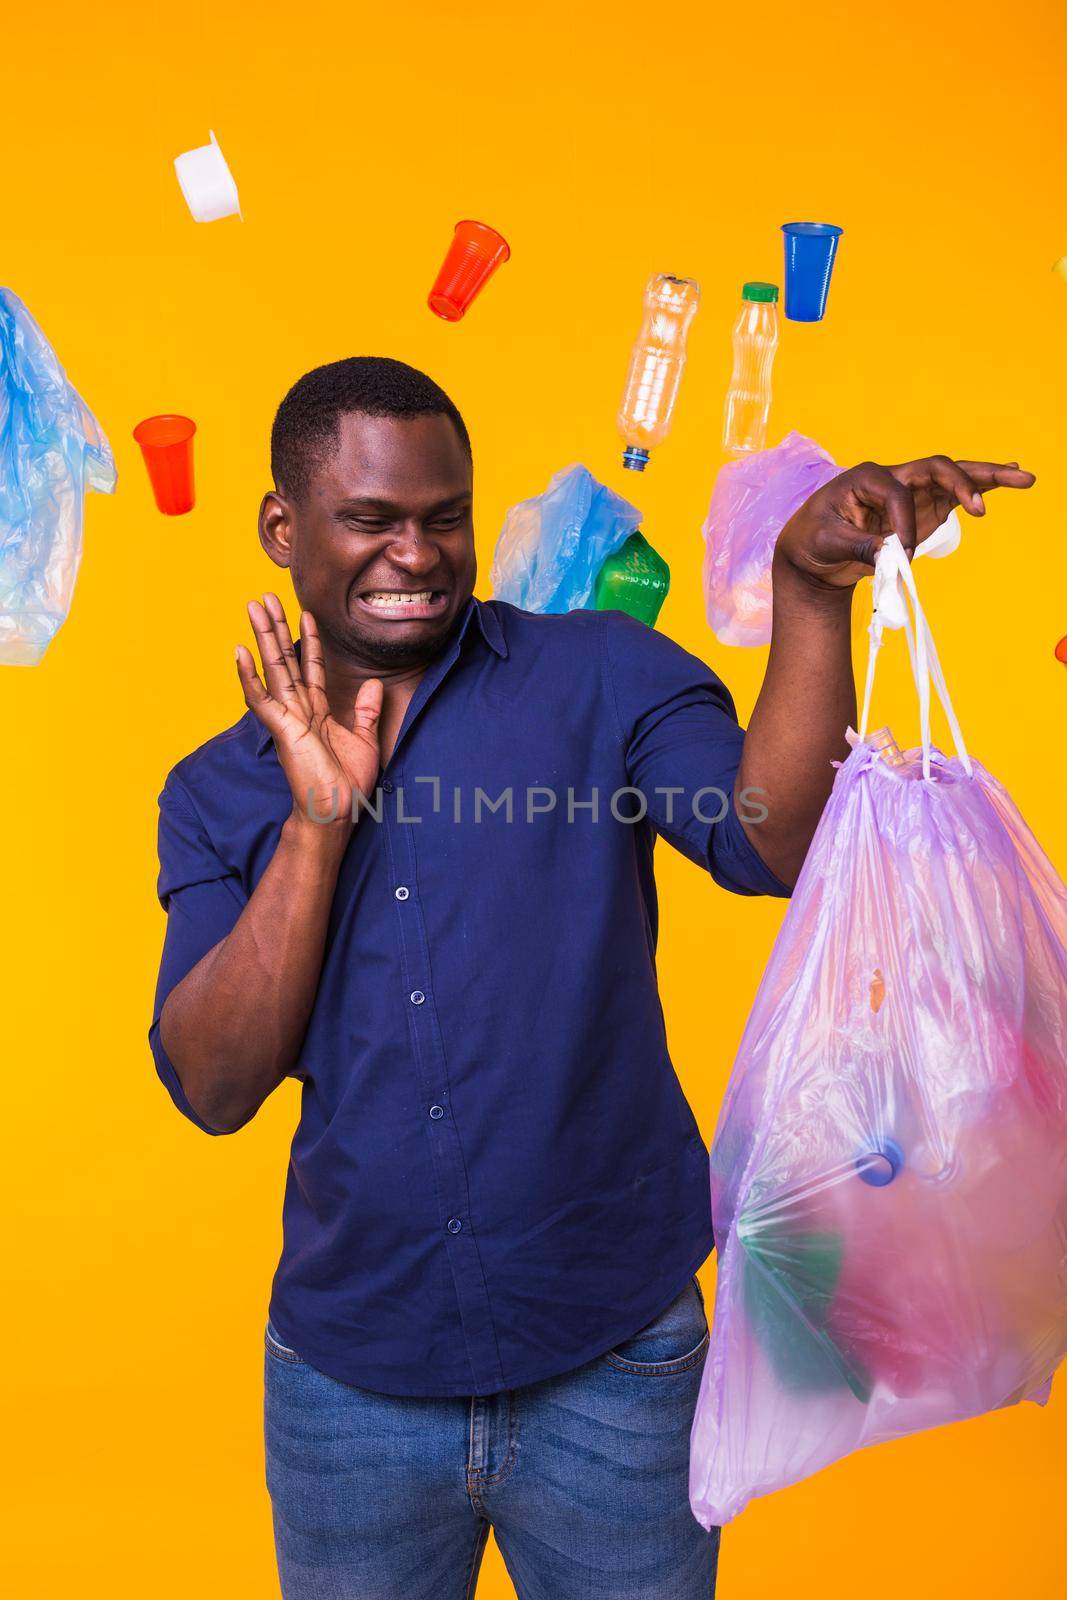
[363,591,435,607]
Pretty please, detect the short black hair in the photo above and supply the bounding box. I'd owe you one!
[270,356,472,498]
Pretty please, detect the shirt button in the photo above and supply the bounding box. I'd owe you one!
[382,780,395,794]
[410,990,425,1006]
[429,1104,444,1119]
[447,1217,463,1234]
[395,886,410,901]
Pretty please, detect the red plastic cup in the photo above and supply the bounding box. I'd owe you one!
[133,414,197,515]
[428,220,510,322]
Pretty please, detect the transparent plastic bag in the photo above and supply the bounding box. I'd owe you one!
[690,539,1067,1526]
[491,463,641,614]
[702,431,840,646]
[0,288,116,665]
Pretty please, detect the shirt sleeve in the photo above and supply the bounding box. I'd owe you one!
[149,776,250,1134]
[601,610,791,898]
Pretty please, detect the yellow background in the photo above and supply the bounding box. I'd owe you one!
[3,1,1065,1593]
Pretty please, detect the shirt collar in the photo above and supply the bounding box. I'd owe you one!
[471,595,508,660]
[254,596,507,757]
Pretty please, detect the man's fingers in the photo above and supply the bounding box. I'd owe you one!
[263,592,312,717]
[915,456,984,517]
[235,644,285,734]
[954,460,1036,492]
[247,598,303,708]
[300,610,331,720]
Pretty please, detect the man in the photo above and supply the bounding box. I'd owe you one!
[150,356,1032,1599]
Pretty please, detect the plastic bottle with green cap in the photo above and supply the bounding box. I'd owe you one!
[722,281,780,455]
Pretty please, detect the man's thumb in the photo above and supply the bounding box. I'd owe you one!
[354,677,384,739]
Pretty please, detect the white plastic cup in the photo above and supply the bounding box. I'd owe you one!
[174,131,242,223]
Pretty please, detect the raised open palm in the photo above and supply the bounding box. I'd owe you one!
[236,593,383,827]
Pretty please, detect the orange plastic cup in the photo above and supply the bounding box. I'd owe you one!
[428,220,510,322]
[133,414,197,515]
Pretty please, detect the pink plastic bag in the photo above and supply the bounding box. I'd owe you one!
[702,432,840,646]
[690,539,1067,1526]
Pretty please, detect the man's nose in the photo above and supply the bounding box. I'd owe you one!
[384,525,441,577]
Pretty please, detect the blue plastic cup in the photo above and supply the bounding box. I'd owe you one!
[781,222,843,322]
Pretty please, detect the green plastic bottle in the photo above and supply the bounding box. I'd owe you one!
[592,531,670,627]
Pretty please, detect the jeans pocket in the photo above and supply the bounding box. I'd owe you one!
[265,1321,305,1364]
[604,1276,709,1375]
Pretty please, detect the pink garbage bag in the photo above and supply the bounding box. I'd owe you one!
[690,539,1067,1526]
[702,432,840,646]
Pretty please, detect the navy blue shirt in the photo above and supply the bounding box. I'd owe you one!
[150,598,788,1397]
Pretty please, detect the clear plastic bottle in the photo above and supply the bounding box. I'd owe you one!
[722,282,779,455]
[617,274,700,471]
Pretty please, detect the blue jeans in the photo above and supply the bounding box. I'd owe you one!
[264,1275,719,1599]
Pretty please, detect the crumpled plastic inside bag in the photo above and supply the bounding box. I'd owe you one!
[491,463,641,614]
[0,288,116,665]
[702,432,841,646]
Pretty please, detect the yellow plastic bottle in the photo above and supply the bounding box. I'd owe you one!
[616,274,700,471]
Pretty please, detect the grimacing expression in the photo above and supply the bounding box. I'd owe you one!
[262,411,477,670]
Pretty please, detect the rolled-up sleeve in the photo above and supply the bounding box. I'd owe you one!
[150,776,249,1133]
[601,610,790,898]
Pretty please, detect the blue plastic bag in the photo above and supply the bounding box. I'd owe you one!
[0,289,116,665]
[491,463,641,614]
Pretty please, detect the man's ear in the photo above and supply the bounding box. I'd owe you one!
[259,491,294,568]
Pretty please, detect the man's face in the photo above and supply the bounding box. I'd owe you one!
[262,411,477,671]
